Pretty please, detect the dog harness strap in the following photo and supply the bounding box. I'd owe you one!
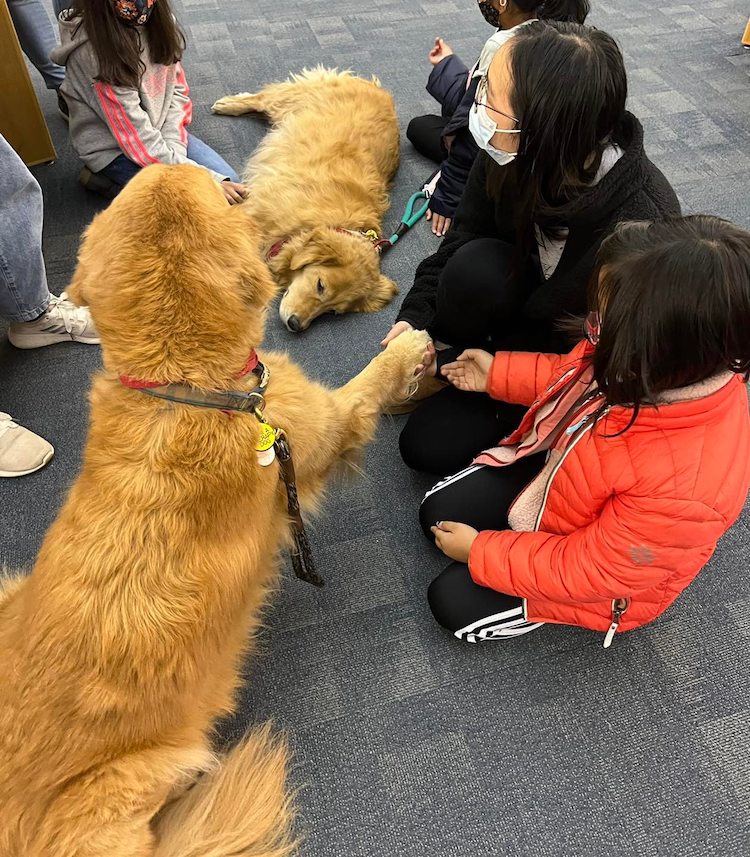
[118,359,270,414]
[274,433,323,587]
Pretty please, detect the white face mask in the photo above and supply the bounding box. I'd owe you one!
[469,102,520,167]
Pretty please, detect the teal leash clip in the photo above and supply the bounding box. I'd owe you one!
[376,190,430,255]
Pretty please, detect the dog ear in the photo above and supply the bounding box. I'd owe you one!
[288,231,339,271]
[357,274,399,313]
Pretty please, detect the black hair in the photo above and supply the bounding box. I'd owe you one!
[590,216,750,426]
[70,0,185,88]
[516,0,590,24]
[486,21,626,253]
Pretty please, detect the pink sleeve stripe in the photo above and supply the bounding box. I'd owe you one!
[104,85,159,166]
[95,83,158,167]
[94,82,141,164]
[175,63,192,146]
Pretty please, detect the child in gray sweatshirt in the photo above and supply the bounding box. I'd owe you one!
[52,0,248,204]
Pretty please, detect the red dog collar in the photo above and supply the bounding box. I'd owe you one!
[119,349,260,389]
[265,227,381,262]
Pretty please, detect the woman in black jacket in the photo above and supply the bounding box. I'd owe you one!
[384,21,680,475]
[409,0,590,237]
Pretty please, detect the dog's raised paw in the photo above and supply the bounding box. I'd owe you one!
[384,329,432,375]
[211,94,255,115]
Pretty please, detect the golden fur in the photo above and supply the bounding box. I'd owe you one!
[0,164,429,856]
[212,68,401,331]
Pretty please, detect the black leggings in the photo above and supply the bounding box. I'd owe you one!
[420,457,546,642]
[406,114,448,164]
[400,238,566,476]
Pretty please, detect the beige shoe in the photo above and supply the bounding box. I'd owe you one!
[8,292,99,349]
[0,413,54,477]
[384,375,447,416]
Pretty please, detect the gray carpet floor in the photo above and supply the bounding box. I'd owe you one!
[2,1,749,854]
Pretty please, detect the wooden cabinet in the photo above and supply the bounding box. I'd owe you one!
[0,0,56,165]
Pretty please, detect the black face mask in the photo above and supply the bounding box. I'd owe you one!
[477,0,502,27]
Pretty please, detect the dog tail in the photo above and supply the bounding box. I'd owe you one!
[153,723,296,857]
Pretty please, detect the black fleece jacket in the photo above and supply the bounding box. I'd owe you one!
[397,113,680,331]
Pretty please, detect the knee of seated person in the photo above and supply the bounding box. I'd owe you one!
[440,238,513,303]
[418,493,440,541]
[399,419,435,474]
[427,568,460,632]
[406,116,424,145]
[400,424,474,479]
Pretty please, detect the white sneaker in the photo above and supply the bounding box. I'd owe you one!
[8,292,99,349]
[0,413,54,477]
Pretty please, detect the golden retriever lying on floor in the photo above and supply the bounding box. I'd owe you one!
[212,67,400,332]
[0,164,429,857]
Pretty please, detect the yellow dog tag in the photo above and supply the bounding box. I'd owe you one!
[255,422,276,452]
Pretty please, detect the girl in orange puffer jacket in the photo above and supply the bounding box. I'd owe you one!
[420,215,750,646]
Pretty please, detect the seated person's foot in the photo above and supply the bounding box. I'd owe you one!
[8,292,99,349]
[0,413,54,478]
[78,167,119,200]
[57,90,69,122]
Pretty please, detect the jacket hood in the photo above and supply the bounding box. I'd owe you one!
[555,112,647,230]
[50,14,90,66]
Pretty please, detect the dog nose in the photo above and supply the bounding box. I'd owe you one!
[286,315,302,332]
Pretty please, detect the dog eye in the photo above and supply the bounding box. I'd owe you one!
[317,279,325,296]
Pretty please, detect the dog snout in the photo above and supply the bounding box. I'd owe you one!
[286,315,302,333]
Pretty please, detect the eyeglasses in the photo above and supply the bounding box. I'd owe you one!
[474,75,520,128]
[584,311,601,346]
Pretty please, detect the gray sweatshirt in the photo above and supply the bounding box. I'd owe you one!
[51,16,227,181]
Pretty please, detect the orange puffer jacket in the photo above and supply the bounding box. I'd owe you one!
[468,342,750,644]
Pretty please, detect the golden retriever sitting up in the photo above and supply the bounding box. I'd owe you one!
[212,68,401,332]
[0,164,429,857]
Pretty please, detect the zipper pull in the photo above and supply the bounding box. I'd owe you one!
[566,416,588,435]
[603,598,629,649]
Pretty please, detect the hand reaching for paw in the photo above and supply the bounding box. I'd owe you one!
[380,320,414,348]
[441,349,493,393]
[414,341,436,378]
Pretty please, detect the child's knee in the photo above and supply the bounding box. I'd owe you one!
[418,491,441,541]
[427,567,464,633]
[405,117,420,145]
[406,115,431,146]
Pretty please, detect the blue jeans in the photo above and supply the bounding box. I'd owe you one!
[0,135,50,322]
[7,0,65,90]
[99,134,241,186]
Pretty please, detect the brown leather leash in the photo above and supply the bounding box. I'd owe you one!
[273,431,323,587]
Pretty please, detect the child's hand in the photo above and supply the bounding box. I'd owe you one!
[429,37,454,66]
[380,320,414,348]
[441,349,494,392]
[431,521,479,563]
[222,180,249,205]
[425,209,452,237]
